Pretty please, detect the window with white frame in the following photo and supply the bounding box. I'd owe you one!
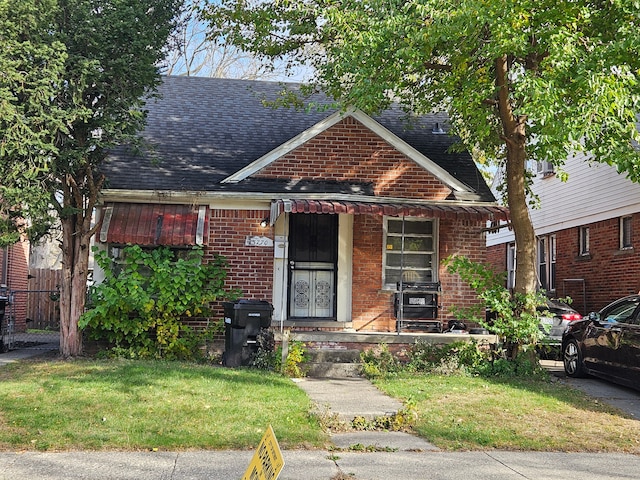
[537,235,556,292]
[620,216,632,249]
[383,217,436,288]
[579,226,590,256]
[506,242,516,290]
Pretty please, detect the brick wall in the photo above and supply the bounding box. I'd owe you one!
[0,241,30,331]
[438,218,489,328]
[205,211,489,332]
[206,209,274,314]
[486,244,507,274]
[351,215,392,331]
[256,116,452,201]
[487,213,640,315]
[351,215,488,332]
[555,215,640,314]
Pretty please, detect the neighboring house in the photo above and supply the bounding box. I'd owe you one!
[487,153,640,316]
[0,241,29,333]
[96,76,507,334]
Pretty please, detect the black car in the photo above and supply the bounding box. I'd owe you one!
[562,294,640,391]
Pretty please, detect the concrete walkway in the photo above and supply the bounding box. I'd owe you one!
[294,376,440,452]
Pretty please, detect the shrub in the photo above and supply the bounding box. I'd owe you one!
[444,255,548,358]
[361,341,545,379]
[80,245,237,360]
[251,329,279,371]
[251,332,309,378]
[278,340,309,378]
[360,343,402,378]
[476,349,547,378]
[407,340,490,375]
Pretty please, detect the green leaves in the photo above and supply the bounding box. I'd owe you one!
[81,246,238,360]
[444,255,547,349]
[207,0,640,173]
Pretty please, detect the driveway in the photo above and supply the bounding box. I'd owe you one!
[541,360,640,420]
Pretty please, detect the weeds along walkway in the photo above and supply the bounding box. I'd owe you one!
[293,376,440,452]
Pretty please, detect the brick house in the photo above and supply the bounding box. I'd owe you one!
[0,241,29,333]
[96,76,506,336]
[487,153,640,316]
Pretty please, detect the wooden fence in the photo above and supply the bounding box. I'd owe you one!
[23,269,61,331]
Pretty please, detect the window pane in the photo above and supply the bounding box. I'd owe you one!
[387,268,434,284]
[403,221,433,235]
[407,236,433,251]
[386,236,433,252]
[387,219,433,235]
[385,237,404,250]
[387,220,404,234]
[604,300,640,323]
[580,227,590,255]
[538,238,547,264]
[386,253,433,268]
[621,217,632,248]
[385,269,402,286]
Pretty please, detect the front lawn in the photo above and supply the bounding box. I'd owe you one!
[373,373,640,452]
[0,357,638,453]
[0,357,327,451]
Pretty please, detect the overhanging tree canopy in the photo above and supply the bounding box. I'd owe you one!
[205,0,640,296]
[0,0,67,245]
[0,0,182,357]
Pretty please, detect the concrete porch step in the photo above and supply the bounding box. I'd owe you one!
[306,348,363,378]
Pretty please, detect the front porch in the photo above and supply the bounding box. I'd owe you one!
[278,329,499,351]
[275,329,500,377]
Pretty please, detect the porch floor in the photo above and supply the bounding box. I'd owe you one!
[274,329,499,347]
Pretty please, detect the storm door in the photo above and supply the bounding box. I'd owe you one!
[288,214,338,319]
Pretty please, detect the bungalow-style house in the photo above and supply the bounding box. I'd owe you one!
[487,153,640,316]
[96,76,507,337]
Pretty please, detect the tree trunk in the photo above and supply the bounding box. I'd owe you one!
[59,213,91,357]
[495,55,538,296]
[57,167,102,358]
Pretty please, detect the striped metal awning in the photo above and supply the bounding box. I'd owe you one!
[99,203,208,246]
[270,199,509,224]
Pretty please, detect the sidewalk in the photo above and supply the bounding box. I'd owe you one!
[1,346,639,479]
[1,447,639,479]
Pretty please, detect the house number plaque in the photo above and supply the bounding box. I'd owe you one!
[245,236,274,247]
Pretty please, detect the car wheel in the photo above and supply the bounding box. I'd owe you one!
[563,339,586,378]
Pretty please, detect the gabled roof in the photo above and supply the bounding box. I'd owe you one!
[222,108,470,194]
[103,76,495,203]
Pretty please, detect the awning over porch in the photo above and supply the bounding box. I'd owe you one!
[99,203,208,246]
[270,199,509,224]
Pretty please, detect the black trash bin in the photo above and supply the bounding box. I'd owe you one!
[222,299,273,367]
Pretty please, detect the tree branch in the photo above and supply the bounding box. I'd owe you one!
[424,61,452,72]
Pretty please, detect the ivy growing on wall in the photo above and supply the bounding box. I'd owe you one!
[80,245,238,360]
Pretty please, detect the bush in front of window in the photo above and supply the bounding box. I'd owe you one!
[80,245,238,360]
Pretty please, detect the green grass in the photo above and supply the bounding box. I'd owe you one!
[1,357,638,453]
[373,373,640,453]
[0,357,328,451]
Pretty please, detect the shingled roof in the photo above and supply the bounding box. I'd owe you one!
[103,76,495,203]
